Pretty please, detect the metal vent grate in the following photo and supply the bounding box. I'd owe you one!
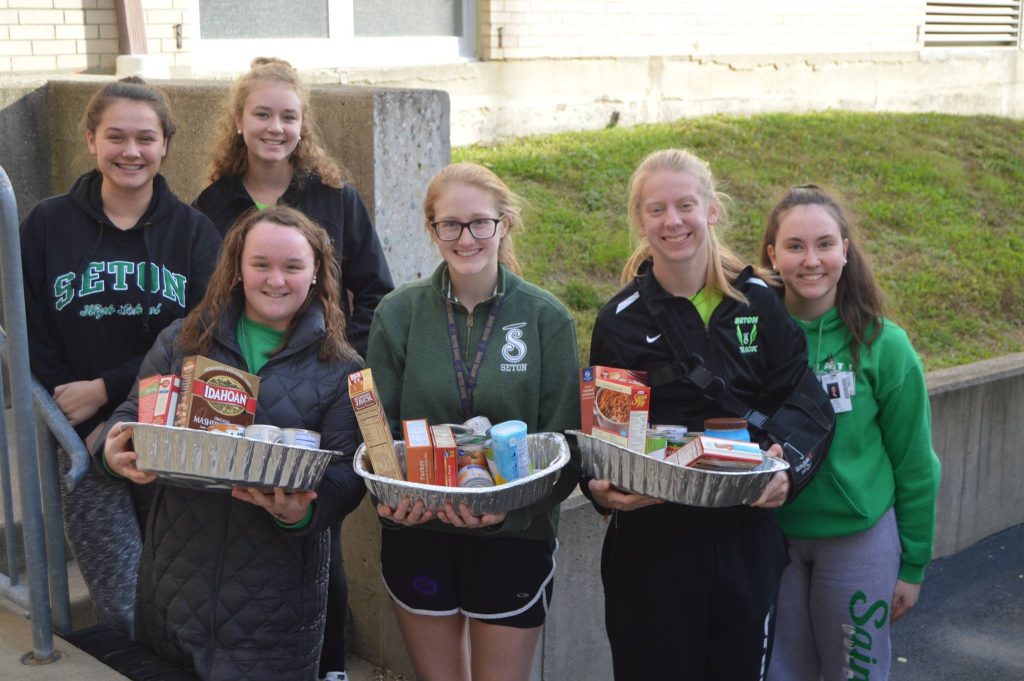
[924,1,1022,47]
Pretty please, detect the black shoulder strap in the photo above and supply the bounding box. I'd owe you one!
[639,286,770,431]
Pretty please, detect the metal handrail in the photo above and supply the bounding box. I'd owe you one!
[0,164,69,660]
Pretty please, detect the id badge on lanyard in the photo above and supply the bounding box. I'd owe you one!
[817,369,854,414]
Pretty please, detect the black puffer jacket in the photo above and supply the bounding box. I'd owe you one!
[193,174,393,357]
[104,299,365,681]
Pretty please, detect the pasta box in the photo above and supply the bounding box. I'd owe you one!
[580,366,650,453]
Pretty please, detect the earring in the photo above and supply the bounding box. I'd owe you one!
[843,258,848,265]
[312,276,317,285]
[297,135,302,141]
[236,129,242,135]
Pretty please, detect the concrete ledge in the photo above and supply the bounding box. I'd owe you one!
[1,79,449,286]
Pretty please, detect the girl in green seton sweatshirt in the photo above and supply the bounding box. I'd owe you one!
[759,185,941,681]
[365,163,580,681]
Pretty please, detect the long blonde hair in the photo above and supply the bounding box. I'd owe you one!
[205,57,345,188]
[621,149,767,302]
[422,163,524,276]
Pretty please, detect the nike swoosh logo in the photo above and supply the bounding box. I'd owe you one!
[646,334,662,343]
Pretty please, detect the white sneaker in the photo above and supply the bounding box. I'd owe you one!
[322,672,347,681]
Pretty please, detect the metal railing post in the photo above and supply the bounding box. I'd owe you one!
[34,418,71,634]
[0,165,56,661]
[0,367,18,588]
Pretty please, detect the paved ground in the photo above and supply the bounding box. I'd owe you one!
[891,522,1024,681]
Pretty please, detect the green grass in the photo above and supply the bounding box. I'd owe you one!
[453,112,1024,370]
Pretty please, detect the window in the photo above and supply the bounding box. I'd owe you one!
[924,1,1022,47]
[192,0,476,71]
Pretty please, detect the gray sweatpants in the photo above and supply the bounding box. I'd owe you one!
[59,450,150,637]
[769,508,900,681]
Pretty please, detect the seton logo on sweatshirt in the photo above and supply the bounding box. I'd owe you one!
[53,260,188,313]
[500,322,528,372]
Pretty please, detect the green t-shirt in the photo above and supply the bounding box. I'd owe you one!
[690,287,723,326]
[237,315,284,374]
[253,200,270,211]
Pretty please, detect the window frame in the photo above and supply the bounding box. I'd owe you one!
[189,0,477,72]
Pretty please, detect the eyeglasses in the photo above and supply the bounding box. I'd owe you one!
[431,217,503,241]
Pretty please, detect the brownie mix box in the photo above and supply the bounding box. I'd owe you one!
[173,355,259,431]
[580,366,651,453]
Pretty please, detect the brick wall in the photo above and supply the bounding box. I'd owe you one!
[478,0,923,60]
[0,0,195,75]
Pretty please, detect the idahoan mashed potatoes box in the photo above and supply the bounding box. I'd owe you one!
[174,356,259,431]
[580,366,651,453]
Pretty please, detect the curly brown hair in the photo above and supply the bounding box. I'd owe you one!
[205,57,346,189]
[177,205,353,362]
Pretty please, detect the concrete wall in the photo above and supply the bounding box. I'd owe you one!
[0,79,449,285]
[343,353,1024,680]
[317,48,1024,146]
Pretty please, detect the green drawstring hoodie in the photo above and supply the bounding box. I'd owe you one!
[775,307,941,583]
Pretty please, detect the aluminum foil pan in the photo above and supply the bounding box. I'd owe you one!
[128,422,341,492]
[355,432,569,515]
[570,430,789,508]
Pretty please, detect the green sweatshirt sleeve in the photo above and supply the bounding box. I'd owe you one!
[491,315,582,535]
[873,326,942,583]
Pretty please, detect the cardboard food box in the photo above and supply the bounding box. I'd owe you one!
[666,435,765,471]
[430,424,459,487]
[347,368,404,480]
[174,356,259,431]
[152,375,180,426]
[580,366,651,453]
[403,419,434,485]
[137,375,161,424]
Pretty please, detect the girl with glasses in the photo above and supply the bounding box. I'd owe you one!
[365,162,581,681]
[760,185,940,681]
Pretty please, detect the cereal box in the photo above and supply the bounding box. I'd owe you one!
[348,368,403,480]
[580,366,651,453]
[403,419,434,485]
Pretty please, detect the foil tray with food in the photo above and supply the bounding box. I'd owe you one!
[355,432,570,515]
[128,422,342,492]
[569,429,789,508]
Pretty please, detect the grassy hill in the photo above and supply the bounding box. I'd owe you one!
[453,112,1024,370]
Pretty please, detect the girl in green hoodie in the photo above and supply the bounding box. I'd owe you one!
[760,185,941,681]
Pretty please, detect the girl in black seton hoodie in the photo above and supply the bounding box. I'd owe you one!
[193,57,393,681]
[21,78,221,636]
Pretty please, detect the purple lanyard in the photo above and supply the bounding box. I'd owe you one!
[445,296,502,421]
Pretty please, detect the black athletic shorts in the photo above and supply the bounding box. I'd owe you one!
[380,527,556,628]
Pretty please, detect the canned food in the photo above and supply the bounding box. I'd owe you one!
[463,416,493,436]
[245,424,284,443]
[209,423,245,438]
[281,428,321,449]
[457,464,494,488]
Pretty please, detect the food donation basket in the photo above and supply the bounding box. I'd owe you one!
[354,432,570,515]
[569,430,789,508]
[128,422,341,492]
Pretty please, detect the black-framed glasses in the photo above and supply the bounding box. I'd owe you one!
[431,217,503,241]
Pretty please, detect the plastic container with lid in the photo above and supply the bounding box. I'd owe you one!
[702,417,750,442]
